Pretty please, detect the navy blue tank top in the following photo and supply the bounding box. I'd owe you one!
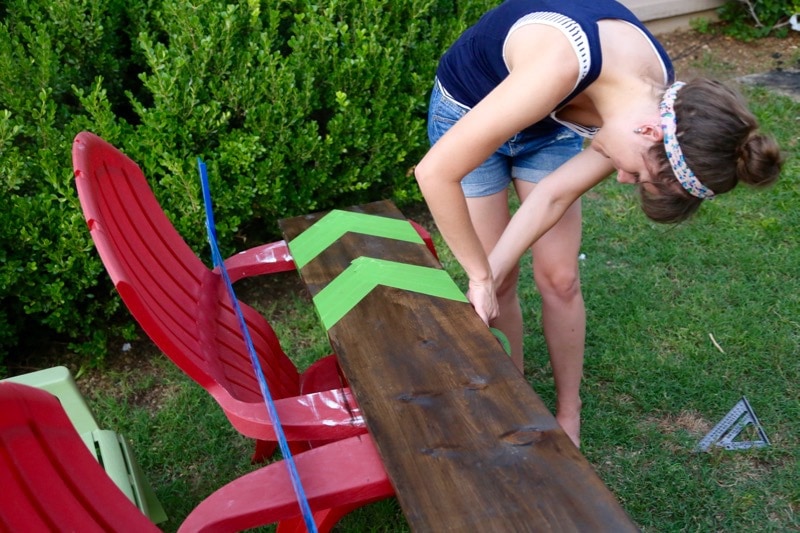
[436,0,674,137]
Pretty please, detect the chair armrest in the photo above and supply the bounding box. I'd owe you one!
[408,219,439,262]
[221,219,438,284]
[178,435,393,533]
[214,387,368,442]
[221,240,296,283]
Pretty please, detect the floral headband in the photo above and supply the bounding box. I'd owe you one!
[660,82,715,200]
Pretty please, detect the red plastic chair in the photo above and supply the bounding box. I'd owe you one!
[73,131,361,461]
[0,382,395,532]
[72,131,436,463]
[0,381,162,533]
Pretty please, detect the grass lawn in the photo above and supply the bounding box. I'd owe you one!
[560,86,799,531]
[80,82,800,532]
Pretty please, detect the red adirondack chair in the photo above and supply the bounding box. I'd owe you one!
[73,131,363,461]
[0,381,395,532]
[73,131,437,462]
[0,381,162,533]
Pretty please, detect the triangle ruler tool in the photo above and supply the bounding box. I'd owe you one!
[696,396,770,452]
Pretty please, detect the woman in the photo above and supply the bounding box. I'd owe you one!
[414,0,782,447]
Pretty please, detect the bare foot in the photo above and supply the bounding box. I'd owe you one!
[556,411,581,448]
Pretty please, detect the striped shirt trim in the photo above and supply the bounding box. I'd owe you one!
[503,12,591,94]
[503,12,597,137]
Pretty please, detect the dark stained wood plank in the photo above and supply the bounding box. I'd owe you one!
[280,200,637,532]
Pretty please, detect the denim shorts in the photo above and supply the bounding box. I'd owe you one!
[427,78,583,197]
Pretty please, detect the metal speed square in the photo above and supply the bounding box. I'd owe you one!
[696,396,770,452]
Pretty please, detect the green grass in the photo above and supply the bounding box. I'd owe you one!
[572,87,799,531]
[84,86,799,531]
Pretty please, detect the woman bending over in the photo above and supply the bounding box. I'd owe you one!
[415,0,783,447]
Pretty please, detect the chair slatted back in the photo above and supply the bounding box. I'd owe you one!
[73,132,300,405]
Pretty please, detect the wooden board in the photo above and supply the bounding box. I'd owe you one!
[280,200,637,532]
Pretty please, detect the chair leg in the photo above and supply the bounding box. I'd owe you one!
[252,438,317,464]
[251,439,277,463]
[276,503,371,533]
[289,440,312,456]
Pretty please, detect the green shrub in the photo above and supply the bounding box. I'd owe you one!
[0,0,495,368]
[116,0,474,245]
[0,0,148,367]
[716,0,800,39]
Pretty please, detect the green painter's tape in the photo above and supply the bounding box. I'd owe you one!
[288,210,424,268]
[313,257,468,330]
[490,328,512,356]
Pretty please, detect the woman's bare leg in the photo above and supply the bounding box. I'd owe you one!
[516,181,585,447]
[465,182,585,447]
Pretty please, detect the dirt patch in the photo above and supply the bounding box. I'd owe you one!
[660,29,800,82]
[77,344,180,410]
[650,410,712,436]
[659,28,800,103]
[739,69,800,100]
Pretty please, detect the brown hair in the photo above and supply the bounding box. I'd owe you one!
[642,78,783,223]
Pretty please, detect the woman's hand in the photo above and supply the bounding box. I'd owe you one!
[467,277,499,325]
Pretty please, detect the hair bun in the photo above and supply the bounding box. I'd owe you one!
[736,133,783,187]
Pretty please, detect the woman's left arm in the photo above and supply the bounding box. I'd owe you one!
[490,148,615,285]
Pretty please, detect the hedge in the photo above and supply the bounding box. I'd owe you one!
[0,0,496,369]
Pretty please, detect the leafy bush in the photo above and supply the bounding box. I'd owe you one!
[716,0,800,39]
[0,0,149,368]
[0,0,495,368]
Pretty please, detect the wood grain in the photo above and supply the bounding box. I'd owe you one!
[280,200,637,532]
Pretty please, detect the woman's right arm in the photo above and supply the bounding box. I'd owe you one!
[414,151,499,323]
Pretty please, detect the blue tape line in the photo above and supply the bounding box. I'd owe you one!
[198,159,318,532]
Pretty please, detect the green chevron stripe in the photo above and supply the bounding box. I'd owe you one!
[288,210,425,268]
[490,328,511,356]
[313,257,467,330]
